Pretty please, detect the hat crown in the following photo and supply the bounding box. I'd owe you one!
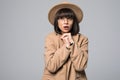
[48,2,83,25]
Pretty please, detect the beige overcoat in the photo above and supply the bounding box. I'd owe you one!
[42,32,88,80]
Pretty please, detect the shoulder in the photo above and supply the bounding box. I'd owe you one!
[45,32,58,40]
[46,32,57,38]
[79,33,88,40]
[78,33,89,43]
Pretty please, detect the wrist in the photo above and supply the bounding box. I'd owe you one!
[66,41,74,50]
[70,41,74,46]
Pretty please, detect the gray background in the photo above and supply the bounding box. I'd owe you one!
[0,0,120,80]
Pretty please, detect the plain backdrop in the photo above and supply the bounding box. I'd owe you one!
[0,0,120,80]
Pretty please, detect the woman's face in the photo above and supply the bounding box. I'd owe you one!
[58,17,73,33]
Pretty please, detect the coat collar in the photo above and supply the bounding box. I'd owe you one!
[56,32,80,43]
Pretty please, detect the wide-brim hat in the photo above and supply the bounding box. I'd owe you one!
[48,2,83,25]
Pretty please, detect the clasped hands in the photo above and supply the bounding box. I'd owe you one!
[61,33,74,48]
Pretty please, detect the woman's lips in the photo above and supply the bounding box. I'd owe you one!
[63,26,69,30]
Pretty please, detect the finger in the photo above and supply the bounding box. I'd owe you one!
[64,38,69,45]
[61,34,68,39]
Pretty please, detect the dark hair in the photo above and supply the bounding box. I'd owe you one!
[54,8,80,35]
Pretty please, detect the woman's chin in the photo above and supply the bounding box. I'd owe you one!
[62,30,70,33]
[62,31,69,33]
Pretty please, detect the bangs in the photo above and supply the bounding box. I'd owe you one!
[55,8,75,19]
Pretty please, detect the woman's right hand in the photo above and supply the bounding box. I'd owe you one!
[61,33,74,47]
[61,35,70,47]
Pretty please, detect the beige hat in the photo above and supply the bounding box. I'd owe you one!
[48,2,83,25]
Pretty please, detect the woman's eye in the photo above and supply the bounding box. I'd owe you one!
[58,17,73,21]
[59,17,64,19]
[68,18,72,20]
[67,18,73,20]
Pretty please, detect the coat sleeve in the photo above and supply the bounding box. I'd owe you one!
[70,36,88,71]
[44,35,71,73]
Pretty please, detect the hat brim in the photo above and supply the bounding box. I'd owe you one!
[48,2,83,25]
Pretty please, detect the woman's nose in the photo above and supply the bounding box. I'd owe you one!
[63,18,68,23]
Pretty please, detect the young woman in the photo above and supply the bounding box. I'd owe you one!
[42,2,88,80]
